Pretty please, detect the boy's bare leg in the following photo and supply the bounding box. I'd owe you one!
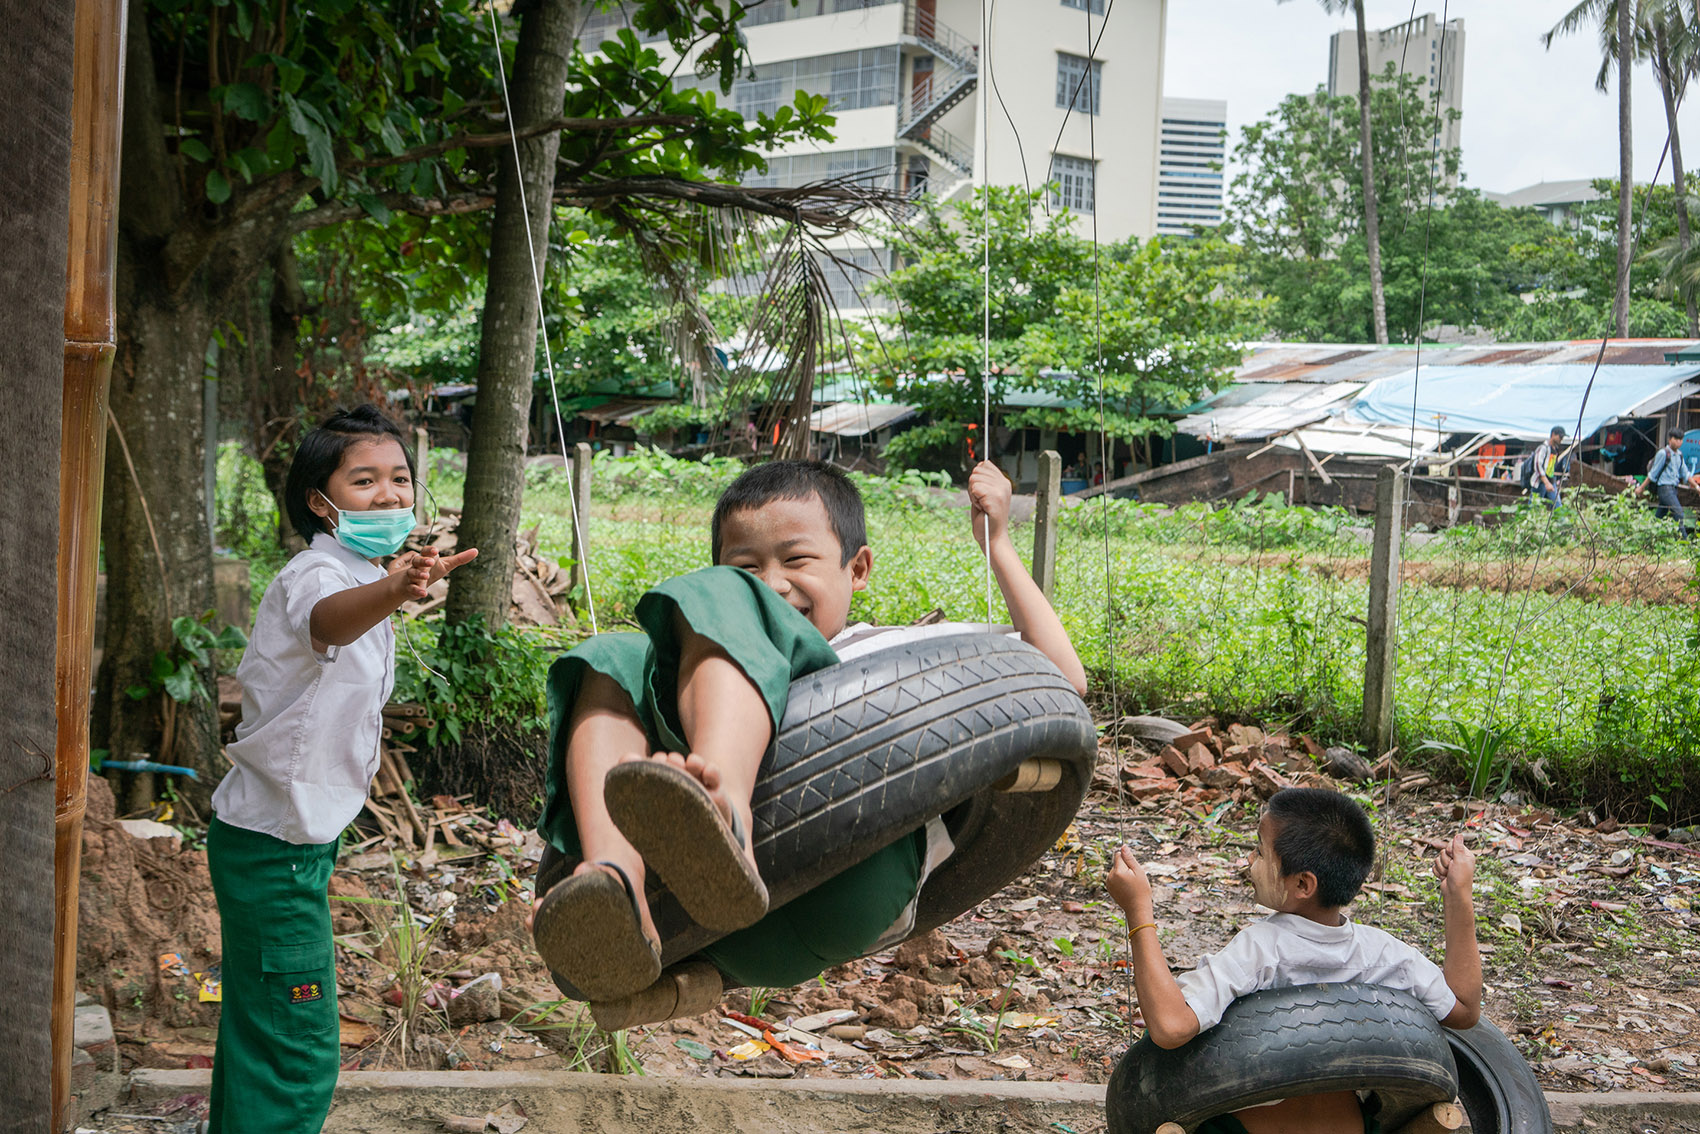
[533,670,658,946]
[621,617,773,860]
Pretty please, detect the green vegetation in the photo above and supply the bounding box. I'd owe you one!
[219,447,1699,821]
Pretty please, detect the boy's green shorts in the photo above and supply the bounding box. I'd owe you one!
[539,565,925,988]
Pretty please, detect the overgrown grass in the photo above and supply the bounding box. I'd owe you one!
[220,446,1700,822]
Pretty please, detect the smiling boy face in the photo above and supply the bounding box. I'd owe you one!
[715,492,873,640]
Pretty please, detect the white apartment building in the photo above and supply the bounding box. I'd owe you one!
[1328,13,1465,190]
[1156,97,1225,237]
[577,0,1167,306]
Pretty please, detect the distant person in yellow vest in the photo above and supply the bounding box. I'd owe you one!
[1520,426,1568,510]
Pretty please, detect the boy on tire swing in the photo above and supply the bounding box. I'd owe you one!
[1108,789,1483,1134]
[531,459,1087,1014]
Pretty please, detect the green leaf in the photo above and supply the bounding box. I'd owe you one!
[162,665,201,704]
[205,169,232,205]
[356,194,393,225]
[178,138,213,163]
[151,652,176,682]
[213,625,249,650]
[125,684,152,701]
[217,82,269,122]
[282,93,338,194]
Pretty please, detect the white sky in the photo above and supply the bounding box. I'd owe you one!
[1163,0,1700,195]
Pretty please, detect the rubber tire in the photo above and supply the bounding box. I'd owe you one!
[539,632,1093,988]
[1106,983,1459,1134]
[1447,1019,1553,1134]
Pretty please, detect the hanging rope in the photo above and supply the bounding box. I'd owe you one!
[486,4,599,635]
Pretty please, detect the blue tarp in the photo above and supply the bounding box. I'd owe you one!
[1347,364,1700,441]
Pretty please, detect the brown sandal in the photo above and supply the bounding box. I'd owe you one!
[531,860,661,1002]
[604,760,769,933]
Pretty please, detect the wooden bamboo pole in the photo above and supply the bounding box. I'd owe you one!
[54,0,128,1125]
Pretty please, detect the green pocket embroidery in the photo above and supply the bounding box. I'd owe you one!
[262,941,336,1035]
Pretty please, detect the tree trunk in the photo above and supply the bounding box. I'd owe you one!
[93,0,244,816]
[99,261,221,816]
[1355,0,1388,344]
[1614,0,1635,338]
[1654,22,1696,336]
[0,4,74,1126]
[447,0,579,631]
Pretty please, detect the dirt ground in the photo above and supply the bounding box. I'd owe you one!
[77,726,1700,1133]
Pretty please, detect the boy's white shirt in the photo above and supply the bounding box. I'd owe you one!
[1176,911,1458,1033]
[211,532,395,845]
[829,620,1018,662]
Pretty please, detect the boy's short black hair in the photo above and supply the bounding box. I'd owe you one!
[1550,426,1566,439]
[284,403,417,541]
[1264,788,1376,909]
[711,459,867,566]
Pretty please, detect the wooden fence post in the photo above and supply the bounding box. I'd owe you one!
[414,425,429,524]
[1032,450,1062,600]
[569,441,592,596]
[1362,465,1405,756]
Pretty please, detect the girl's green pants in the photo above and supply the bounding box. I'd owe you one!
[540,566,925,988]
[207,816,340,1134]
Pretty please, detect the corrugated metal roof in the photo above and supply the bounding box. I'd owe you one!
[809,402,917,437]
[1183,340,1700,453]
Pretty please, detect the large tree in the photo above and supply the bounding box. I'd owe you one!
[99,0,870,797]
[1228,74,1474,342]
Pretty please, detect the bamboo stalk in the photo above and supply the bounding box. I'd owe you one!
[53,0,127,1126]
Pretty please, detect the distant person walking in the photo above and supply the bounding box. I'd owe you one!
[1635,432,1700,536]
[1521,426,1569,510]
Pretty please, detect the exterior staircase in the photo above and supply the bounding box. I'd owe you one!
[897,4,978,175]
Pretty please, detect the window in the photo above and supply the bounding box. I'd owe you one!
[1062,0,1106,12]
[745,147,896,190]
[675,47,899,116]
[1049,154,1095,214]
[1055,52,1102,115]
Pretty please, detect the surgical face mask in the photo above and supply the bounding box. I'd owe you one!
[319,494,416,558]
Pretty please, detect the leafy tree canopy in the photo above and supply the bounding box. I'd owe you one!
[858,188,1262,471]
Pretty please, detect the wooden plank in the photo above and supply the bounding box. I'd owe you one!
[569,441,592,595]
[1362,467,1405,757]
[1031,451,1061,600]
[1292,433,1334,486]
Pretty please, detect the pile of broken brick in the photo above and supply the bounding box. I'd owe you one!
[1109,718,1433,809]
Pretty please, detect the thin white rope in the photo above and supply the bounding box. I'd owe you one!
[980,0,994,630]
[487,5,599,635]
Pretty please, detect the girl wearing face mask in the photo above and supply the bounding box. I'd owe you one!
[206,404,476,1134]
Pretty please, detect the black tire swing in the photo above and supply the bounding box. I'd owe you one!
[537,632,1096,1019]
[1106,984,1554,1134]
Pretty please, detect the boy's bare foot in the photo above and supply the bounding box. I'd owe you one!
[604,755,768,933]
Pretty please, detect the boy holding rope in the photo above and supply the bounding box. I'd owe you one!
[531,458,1087,1004]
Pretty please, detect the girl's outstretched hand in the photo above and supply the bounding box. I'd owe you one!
[389,546,479,599]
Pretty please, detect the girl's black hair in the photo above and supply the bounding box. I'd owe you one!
[1264,788,1376,909]
[711,459,867,566]
[284,404,417,541]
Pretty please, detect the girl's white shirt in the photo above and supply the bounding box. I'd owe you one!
[211,532,395,844]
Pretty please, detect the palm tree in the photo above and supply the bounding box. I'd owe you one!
[1545,0,1645,338]
[1648,3,1698,334]
[1284,0,1388,343]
